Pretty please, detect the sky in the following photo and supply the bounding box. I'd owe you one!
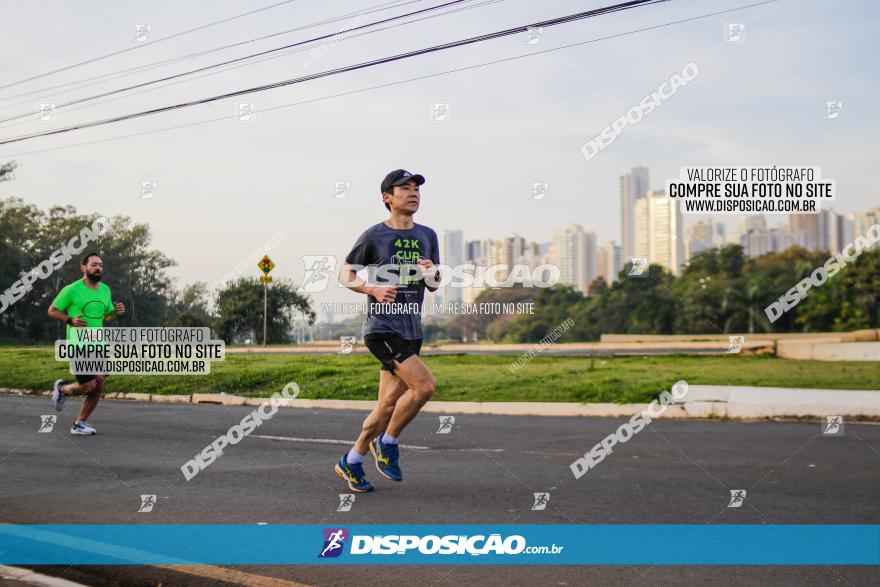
[0,0,877,312]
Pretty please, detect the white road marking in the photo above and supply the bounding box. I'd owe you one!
[251,435,504,452]
[252,434,429,450]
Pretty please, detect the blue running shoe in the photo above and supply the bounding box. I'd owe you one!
[334,455,374,493]
[370,435,402,481]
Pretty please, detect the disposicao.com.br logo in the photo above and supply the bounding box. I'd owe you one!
[318,528,563,558]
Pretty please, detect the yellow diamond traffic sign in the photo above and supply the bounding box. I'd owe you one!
[258,255,275,275]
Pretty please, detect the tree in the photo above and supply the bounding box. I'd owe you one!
[579,262,678,339]
[0,161,16,183]
[587,275,608,296]
[0,195,179,341]
[796,249,880,331]
[743,246,827,332]
[166,282,212,327]
[505,285,585,342]
[213,278,314,344]
[672,246,748,334]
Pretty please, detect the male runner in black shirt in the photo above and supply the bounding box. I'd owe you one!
[335,169,440,492]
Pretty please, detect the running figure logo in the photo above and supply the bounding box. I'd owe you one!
[38,415,57,433]
[318,528,349,558]
[724,23,744,42]
[429,103,451,122]
[134,24,151,42]
[727,489,747,508]
[437,416,455,434]
[727,335,745,354]
[531,182,549,200]
[140,181,158,199]
[628,257,649,277]
[138,494,157,513]
[824,101,842,119]
[333,181,351,199]
[338,336,356,354]
[531,492,550,511]
[37,103,56,122]
[237,103,256,122]
[525,26,543,45]
[298,256,337,293]
[822,415,844,436]
[337,494,355,512]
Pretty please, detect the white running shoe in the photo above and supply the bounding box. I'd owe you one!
[70,421,96,435]
[51,380,67,412]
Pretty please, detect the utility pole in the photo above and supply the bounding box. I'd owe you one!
[257,255,275,347]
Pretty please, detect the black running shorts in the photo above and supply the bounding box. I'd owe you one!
[363,333,423,373]
[72,346,103,384]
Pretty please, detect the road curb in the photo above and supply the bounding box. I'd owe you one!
[3,386,878,419]
[0,565,89,587]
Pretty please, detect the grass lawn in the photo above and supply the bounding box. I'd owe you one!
[1,347,878,403]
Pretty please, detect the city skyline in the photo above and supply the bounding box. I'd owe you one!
[430,190,879,298]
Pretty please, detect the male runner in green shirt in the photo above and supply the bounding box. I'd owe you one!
[47,253,125,435]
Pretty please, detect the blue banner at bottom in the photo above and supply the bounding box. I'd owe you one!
[0,525,878,565]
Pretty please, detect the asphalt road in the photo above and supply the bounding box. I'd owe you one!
[1,395,878,586]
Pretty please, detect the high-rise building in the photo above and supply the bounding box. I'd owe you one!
[769,227,795,252]
[620,167,650,259]
[685,218,715,261]
[823,209,844,252]
[789,213,826,251]
[853,207,880,238]
[739,215,769,257]
[741,229,769,257]
[465,239,483,262]
[741,215,767,233]
[596,241,622,285]
[843,213,855,245]
[713,222,728,247]
[634,189,684,274]
[496,234,527,282]
[442,229,464,303]
[551,224,597,293]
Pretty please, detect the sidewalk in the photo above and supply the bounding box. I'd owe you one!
[3,385,878,419]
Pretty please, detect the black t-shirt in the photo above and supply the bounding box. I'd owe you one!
[345,221,440,339]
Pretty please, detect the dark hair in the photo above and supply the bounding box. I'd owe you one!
[81,252,101,265]
[383,184,402,211]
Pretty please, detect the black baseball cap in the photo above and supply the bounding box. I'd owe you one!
[380,169,425,194]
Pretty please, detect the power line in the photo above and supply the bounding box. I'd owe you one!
[0,0,668,146]
[0,0,504,131]
[0,0,478,125]
[0,0,306,92]
[0,0,778,159]
[0,0,427,107]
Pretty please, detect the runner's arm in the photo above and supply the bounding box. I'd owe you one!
[48,306,85,327]
[340,265,398,303]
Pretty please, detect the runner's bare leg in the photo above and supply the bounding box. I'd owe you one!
[76,375,104,422]
[385,355,435,437]
[353,370,408,454]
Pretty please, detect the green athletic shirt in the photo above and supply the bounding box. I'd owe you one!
[51,279,113,344]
